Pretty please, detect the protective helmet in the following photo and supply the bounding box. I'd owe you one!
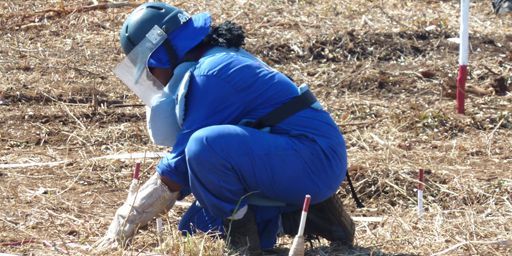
[114,2,211,106]
[120,2,211,68]
[120,2,191,67]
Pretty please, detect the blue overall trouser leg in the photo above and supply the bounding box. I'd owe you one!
[185,124,345,219]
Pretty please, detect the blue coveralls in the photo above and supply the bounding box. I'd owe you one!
[156,47,348,249]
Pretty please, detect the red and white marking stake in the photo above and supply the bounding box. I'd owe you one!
[128,161,141,196]
[457,0,470,114]
[298,195,311,236]
[418,169,425,216]
[288,194,311,256]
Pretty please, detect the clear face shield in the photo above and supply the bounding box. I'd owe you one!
[114,26,168,106]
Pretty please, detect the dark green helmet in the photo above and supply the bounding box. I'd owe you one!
[120,2,190,58]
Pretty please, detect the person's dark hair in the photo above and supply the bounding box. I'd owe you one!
[203,21,245,48]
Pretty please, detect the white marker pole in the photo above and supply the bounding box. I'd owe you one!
[288,194,311,256]
[456,0,470,114]
[418,169,425,217]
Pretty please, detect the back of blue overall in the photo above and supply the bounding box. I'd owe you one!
[156,47,348,249]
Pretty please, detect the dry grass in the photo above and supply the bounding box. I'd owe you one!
[0,0,511,255]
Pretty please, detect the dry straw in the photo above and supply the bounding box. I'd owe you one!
[0,0,510,255]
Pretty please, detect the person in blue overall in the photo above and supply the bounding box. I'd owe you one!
[94,2,355,255]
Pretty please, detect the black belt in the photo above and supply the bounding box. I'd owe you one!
[245,89,316,130]
[245,88,364,208]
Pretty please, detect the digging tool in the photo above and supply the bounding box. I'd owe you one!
[288,194,311,256]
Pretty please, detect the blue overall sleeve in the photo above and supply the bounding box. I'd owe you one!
[156,73,245,197]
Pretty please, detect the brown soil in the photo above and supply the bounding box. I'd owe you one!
[0,1,511,255]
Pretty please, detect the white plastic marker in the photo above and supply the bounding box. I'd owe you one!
[457,0,470,114]
[417,169,425,217]
[288,194,311,256]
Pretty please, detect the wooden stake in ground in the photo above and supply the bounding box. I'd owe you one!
[288,194,311,256]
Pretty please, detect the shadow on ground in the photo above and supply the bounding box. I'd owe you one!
[267,244,418,256]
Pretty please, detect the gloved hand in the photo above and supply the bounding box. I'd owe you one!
[93,173,178,250]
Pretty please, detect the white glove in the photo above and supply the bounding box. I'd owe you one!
[93,173,178,250]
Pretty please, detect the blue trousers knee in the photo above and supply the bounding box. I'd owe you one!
[185,125,345,218]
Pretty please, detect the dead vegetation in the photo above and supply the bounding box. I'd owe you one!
[0,0,511,255]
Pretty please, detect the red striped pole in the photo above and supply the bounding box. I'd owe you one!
[418,169,425,191]
[133,161,141,180]
[288,194,311,256]
[457,0,470,114]
[297,194,311,236]
[128,161,141,196]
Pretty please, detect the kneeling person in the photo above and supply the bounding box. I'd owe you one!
[94,2,355,254]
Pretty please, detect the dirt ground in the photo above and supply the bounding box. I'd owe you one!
[0,0,511,255]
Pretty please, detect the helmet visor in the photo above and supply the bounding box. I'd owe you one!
[114,25,168,106]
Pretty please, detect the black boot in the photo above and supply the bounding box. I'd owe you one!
[223,209,263,255]
[281,194,355,246]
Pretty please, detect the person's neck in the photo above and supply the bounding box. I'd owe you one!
[183,44,210,62]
